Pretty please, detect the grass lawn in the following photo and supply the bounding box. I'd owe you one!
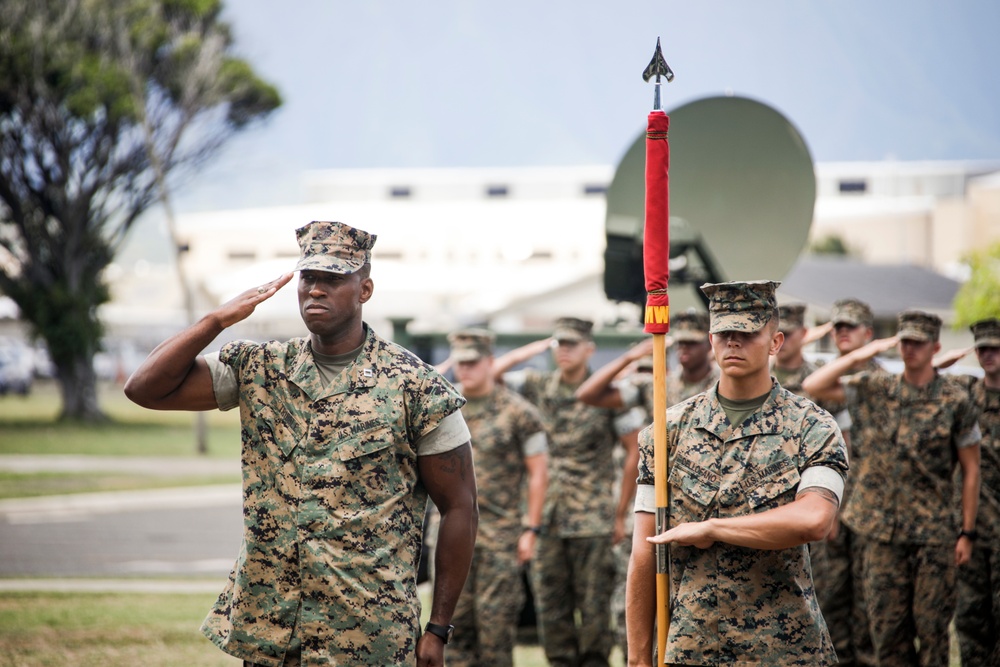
[0,591,579,667]
[0,380,242,498]
[0,380,241,459]
[0,591,240,667]
[0,471,240,500]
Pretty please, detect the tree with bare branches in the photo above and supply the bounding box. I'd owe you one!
[0,0,280,421]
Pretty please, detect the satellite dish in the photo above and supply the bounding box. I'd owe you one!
[604,95,816,308]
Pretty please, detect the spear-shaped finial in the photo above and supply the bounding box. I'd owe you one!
[642,37,675,111]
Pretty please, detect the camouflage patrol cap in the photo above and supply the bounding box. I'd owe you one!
[671,309,710,342]
[896,309,942,342]
[447,328,496,362]
[831,298,873,328]
[552,317,594,342]
[778,303,807,331]
[294,221,377,275]
[636,354,654,371]
[971,318,1000,348]
[699,280,780,334]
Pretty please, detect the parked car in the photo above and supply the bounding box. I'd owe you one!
[0,343,33,395]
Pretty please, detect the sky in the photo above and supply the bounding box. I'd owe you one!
[167,0,999,212]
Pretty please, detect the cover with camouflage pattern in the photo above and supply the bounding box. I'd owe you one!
[778,303,807,331]
[670,309,710,342]
[700,280,780,334]
[552,317,594,343]
[896,309,942,342]
[447,328,495,363]
[294,220,377,275]
[831,299,874,328]
[971,318,1000,349]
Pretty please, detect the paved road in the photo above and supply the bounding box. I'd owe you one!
[0,456,242,586]
[0,454,239,476]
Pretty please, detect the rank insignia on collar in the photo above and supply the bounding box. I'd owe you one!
[362,368,373,378]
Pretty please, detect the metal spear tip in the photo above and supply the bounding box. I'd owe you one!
[642,37,675,83]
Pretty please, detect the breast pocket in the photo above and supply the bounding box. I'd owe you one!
[336,425,411,507]
[742,460,801,513]
[252,404,304,460]
[668,458,720,523]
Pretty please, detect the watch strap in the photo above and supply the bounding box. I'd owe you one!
[424,621,454,644]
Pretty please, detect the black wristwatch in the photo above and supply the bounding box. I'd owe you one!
[958,529,979,541]
[524,526,543,535]
[424,622,454,645]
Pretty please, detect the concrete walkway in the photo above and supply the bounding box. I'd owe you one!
[0,454,242,591]
[0,578,226,593]
[0,454,239,476]
[0,454,241,521]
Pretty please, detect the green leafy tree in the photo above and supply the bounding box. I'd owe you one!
[953,241,1000,328]
[807,233,853,256]
[0,0,280,421]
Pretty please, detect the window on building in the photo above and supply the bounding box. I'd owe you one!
[228,250,256,261]
[389,186,411,198]
[583,184,607,195]
[486,185,509,197]
[838,179,867,194]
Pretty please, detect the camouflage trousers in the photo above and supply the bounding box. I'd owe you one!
[809,522,875,667]
[862,540,955,667]
[242,641,300,666]
[530,533,615,667]
[610,535,632,660]
[448,541,524,667]
[955,540,1000,666]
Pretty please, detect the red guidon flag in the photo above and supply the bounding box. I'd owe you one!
[640,38,674,661]
[643,110,670,334]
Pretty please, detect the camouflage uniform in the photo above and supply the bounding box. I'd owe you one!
[840,312,982,667]
[609,433,638,662]
[808,298,882,667]
[449,380,548,667]
[633,281,849,666]
[611,338,718,662]
[773,303,819,398]
[201,326,466,665]
[955,318,1000,666]
[808,358,885,667]
[508,348,622,667]
[621,365,720,417]
[635,381,848,666]
[772,360,819,398]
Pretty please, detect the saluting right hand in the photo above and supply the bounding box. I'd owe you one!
[859,335,899,359]
[213,273,294,329]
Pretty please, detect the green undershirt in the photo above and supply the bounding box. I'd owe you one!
[717,389,770,428]
[312,343,365,386]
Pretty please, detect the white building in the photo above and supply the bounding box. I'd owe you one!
[101,160,1000,352]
